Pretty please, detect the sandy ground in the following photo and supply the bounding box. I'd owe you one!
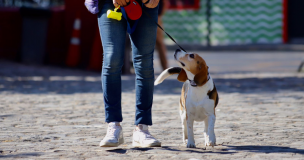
[1,51,304,159]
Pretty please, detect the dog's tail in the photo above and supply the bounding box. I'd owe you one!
[154,67,182,85]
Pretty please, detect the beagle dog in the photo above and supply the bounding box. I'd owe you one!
[154,49,219,148]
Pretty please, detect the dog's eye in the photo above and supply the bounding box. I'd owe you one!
[189,54,194,58]
[180,62,185,67]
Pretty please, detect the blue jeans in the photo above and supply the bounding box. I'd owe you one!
[98,1,158,125]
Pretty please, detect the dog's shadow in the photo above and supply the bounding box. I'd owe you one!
[223,145,304,154]
[105,145,304,155]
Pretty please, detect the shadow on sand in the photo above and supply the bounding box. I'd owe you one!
[105,145,304,155]
[0,152,42,158]
[105,146,236,154]
[224,145,304,154]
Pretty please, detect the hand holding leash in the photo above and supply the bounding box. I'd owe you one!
[142,0,159,8]
[113,0,130,7]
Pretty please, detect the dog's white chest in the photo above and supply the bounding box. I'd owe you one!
[185,80,215,122]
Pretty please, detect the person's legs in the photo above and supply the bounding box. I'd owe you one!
[129,5,159,126]
[98,2,127,123]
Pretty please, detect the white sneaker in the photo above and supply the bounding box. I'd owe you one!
[132,124,161,147]
[99,122,124,147]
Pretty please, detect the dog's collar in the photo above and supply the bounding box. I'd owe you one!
[188,79,197,87]
[188,72,210,87]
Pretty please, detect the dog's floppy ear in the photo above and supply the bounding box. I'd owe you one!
[177,69,187,82]
[193,71,208,86]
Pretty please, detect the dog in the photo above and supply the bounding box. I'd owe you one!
[154,49,219,148]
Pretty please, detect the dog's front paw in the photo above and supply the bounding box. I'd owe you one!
[186,141,196,148]
[205,134,216,147]
[205,140,216,147]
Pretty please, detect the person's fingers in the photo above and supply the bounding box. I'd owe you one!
[113,0,120,7]
[115,0,125,6]
[120,0,127,6]
[117,0,123,6]
[126,0,130,4]
[114,3,119,8]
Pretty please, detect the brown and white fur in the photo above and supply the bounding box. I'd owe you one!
[154,49,219,148]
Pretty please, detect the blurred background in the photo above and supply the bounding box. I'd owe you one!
[0,0,304,73]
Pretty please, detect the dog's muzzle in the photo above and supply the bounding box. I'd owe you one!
[174,49,181,60]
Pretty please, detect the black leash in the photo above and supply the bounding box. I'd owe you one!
[142,9,187,53]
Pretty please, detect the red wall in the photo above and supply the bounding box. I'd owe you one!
[45,7,66,65]
[0,8,22,61]
[0,1,101,69]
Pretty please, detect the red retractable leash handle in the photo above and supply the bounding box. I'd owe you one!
[123,0,142,20]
